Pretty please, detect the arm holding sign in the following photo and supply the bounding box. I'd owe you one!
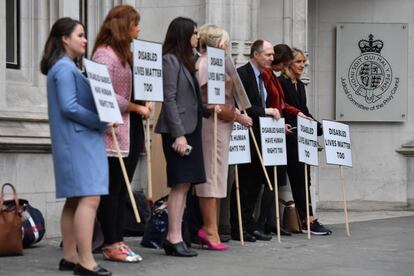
[54,61,107,132]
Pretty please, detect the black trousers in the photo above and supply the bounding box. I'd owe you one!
[97,113,143,245]
[286,134,313,221]
[257,166,287,230]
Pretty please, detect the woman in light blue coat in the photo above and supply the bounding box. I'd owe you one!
[40,17,111,276]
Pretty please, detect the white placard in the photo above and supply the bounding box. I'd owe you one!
[133,39,163,102]
[322,120,352,167]
[83,58,123,124]
[259,117,287,166]
[207,46,225,104]
[297,116,318,166]
[228,122,251,165]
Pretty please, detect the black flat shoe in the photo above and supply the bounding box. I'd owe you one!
[251,230,272,241]
[264,225,292,236]
[73,264,112,276]
[163,240,198,257]
[231,231,256,242]
[58,259,76,271]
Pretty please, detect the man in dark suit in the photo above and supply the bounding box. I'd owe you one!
[230,40,281,242]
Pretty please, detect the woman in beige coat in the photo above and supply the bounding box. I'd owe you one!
[195,25,252,250]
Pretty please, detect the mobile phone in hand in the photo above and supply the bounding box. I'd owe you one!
[171,142,193,156]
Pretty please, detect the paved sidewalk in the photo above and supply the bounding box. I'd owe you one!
[1,211,414,276]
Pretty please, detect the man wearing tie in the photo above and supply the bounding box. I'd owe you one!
[230,40,281,242]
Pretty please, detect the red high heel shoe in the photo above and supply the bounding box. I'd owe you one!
[197,229,229,251]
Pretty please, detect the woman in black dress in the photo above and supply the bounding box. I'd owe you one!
[155,17,206,257]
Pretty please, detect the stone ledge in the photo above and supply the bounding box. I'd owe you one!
[0,110,48,122]
[318,200,410,211]
[0,137,51,153]
[396,140,414,156]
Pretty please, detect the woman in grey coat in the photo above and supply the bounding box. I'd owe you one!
[155,17,206,257]
[40,17,111,276]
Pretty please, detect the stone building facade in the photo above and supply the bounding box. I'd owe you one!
[1,0,413,237]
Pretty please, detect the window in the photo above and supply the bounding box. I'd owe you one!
[6,0,20,69]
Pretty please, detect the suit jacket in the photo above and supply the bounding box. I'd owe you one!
[47,55,108,198]
[155,54,200,138]
[278,74,322,135]
[237,62,266,139]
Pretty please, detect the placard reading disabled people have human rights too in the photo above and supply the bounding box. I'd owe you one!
[259,117,287,166]
[84,58,123,124]
[207,46,225,104]
[322,120,352,167]
[133,39,163,102]
[297,116,318,166]
[228,122,251,165]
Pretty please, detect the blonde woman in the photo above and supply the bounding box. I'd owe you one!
[195,25,252,250]
[279,48,331,236]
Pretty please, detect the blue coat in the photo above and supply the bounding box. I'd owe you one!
[47,55,108,198]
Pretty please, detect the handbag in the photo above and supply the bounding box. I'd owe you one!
[19,199,45,248]
[0,183,23,256]
[217,104,236,122]
[282,200,303,233]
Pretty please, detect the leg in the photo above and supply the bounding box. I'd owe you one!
[199,197,220,244]
[286,137,314,222]
[61,198,80,263]
[166,183,191,243]
[74,196,100,270]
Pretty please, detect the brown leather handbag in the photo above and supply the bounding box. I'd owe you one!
[0,183,23,256]
[217,104,236,122]
[282,200,303,233]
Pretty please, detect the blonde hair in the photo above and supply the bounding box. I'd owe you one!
[284,47,306,80]
[198,24,230,54]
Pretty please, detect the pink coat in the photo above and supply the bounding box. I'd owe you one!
[92,46,131,157]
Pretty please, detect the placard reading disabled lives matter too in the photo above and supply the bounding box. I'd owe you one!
[322,120,352,167]
[297,116,318,166]
[133,39,163,102]
[84,59,123,124]
[228,122,251,165]
[259,117,287,166]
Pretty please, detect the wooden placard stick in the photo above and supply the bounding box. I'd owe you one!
[146,119,153,201]
[304,164,310,239]
[235,165,244,245]
[339,165,350,236]
[111,126,141,223]
[273,166,281,243]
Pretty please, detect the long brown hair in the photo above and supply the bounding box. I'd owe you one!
[162,17,197,73]
[92,4,140,66]
[40,17,83,75]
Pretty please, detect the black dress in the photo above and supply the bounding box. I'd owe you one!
[161,74,206,187]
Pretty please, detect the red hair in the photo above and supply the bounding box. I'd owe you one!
[92,5,140,66]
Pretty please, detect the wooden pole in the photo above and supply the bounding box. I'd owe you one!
[339,165,350,237]
[273,166,281,243]
[234,165,244,245]
[111,126,141,223]
[231,78,273,192]
[213,110,218,193]
[304,164,310,239]
[248,127,273,191]
[146,119,153,201]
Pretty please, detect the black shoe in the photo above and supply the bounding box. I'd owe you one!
[250,230,272,241]
[302,219,332,235]
[73,264,112,276]
[163,240,198,257]
[264,225,292,236]
[58,259,76,271]
[219,234,231,243]
[231,231,256,242]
